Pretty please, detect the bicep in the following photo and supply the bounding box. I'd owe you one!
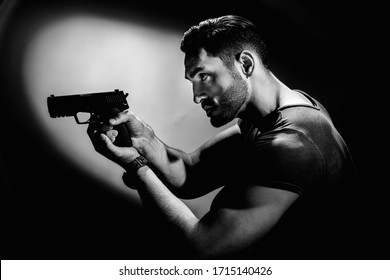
[178,124,243,198]
[190,185,299,258]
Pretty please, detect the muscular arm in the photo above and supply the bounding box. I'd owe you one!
[90,112,318,258]
[97,111,242,198]
[91,112,304,258]
[133,165,299,259]
[133,121,243,198]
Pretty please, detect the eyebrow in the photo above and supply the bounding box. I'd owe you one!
[185,66,205,80]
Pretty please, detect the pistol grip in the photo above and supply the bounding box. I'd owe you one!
[114,123,133,147]
[104,108,132,147]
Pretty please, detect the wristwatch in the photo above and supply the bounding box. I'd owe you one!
[125,155,150,173]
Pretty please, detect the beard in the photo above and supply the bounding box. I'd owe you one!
[210,71,248,127]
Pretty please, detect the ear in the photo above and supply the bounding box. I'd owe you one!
[237,50,255,77]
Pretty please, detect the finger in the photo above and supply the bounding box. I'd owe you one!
[109,111,145,140]
[100,133,123,157]
[109,110,139,126]
[106,129,118,140]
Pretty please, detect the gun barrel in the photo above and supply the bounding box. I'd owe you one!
[47,89,129,119]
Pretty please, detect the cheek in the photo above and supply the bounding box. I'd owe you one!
[208,76,232,99]
[217,74,234,90]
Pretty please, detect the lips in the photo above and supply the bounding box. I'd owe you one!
[202,105,215,116]
[201,99,217,116]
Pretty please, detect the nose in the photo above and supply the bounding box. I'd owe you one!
[193,93,208,104]
[193,84,208,104]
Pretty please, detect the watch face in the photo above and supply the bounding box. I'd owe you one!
[139,157,149,165]
[128,156,149,172]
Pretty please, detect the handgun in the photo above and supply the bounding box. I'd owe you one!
[47,89,132,147]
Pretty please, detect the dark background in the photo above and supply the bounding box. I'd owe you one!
[1,0,387,259]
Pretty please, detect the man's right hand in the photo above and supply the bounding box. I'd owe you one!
[87,110,154,169]
[89,110,190,193]
[107,111,155,153]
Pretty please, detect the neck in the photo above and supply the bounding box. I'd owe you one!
[238,70,310,122]
[238,70,284,121]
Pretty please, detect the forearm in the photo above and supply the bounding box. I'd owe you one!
[135,166,198,236]
[127,118,240,199]
[133,166,218,259]
[130,166,259,259]
[132,128,195,192]
[131,166,291,259]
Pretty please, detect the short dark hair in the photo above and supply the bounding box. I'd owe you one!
[180,15,269,69]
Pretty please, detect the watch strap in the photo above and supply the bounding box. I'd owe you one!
[125,155,150,173]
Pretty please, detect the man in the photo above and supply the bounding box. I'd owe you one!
[88,15,357,259]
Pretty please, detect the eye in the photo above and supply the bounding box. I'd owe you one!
[199,73,210,81]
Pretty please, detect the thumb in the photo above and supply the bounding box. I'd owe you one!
[99,133,137,166]
[109,111,145,138]
[109,110,137,126]
[100,133,123,157]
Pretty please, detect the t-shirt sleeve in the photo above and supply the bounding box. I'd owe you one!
[247,129,324,195]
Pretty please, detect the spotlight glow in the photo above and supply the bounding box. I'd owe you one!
[23,13,229,217]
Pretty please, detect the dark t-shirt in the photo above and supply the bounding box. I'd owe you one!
[236,91,358,259]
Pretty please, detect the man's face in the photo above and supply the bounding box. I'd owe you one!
[184,49,248,127]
